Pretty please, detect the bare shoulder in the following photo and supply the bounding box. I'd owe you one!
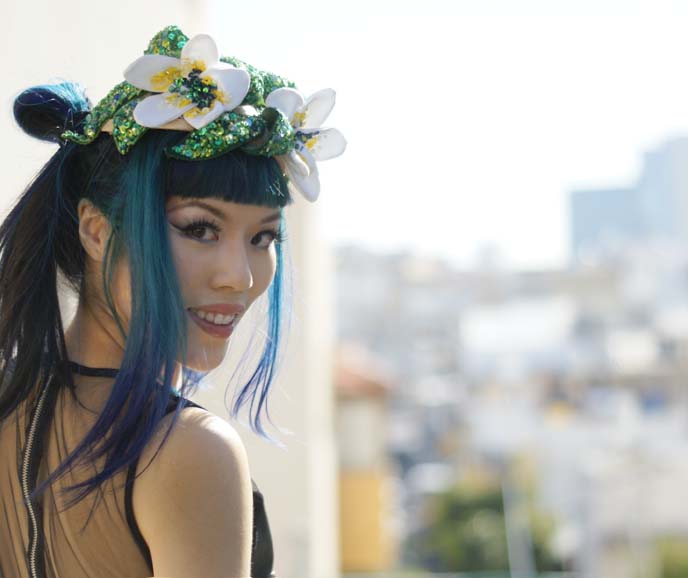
[132,406,253,578]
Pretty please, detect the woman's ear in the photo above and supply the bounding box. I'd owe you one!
[77,198,112,263]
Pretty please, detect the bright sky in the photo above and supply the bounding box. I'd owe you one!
[5,1,688,271]
[210,0,688,269]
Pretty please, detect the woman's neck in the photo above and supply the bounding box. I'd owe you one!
[64,300,124,368]
[64,299,182,388]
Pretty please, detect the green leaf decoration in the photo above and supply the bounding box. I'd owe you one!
[166,110,267,160]
[220,56,265,107]
[62,25,304,165]
[220,56,296,108]
[112,100,149,154]
[144,25,188,57]
[262,71,297,96]
[242,108,296,157]
[61,81,144,145]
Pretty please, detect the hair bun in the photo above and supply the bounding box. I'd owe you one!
[13,82,91,144]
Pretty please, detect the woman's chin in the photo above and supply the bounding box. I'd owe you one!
[182,348,227,373]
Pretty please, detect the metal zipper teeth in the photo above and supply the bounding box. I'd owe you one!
[20,378,52,578]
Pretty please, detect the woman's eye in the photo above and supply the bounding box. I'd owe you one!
[174,218,221,242]
[172,220,283,247]
[252,229,283,249]
[187,226,212,240]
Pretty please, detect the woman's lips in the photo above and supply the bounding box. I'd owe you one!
[187,308,237,339]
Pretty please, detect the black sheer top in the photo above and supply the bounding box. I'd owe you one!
[67,361,277,578]
[0,361,276,578]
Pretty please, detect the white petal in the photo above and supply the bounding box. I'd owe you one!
[183,100,226,129]
[286,149,309,176]
[298,146,318,174]
[181,34,219,72]
[287,148,320,202]
[212,61,238,71]
[205,67,251,110]
[133,93,195,128]
[301,88,336,129]
[288,169,320,202]
[265,88,305,125]
[123,54,182,92]
[298,128,347,161]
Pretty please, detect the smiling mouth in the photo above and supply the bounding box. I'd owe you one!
[187,307,237,326]
[187,308,239,339]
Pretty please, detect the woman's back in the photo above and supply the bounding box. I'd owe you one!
[1,23,345,578]
[0,370,276,578]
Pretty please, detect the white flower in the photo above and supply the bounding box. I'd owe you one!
[124,34,250,129]
[265,87,346,202]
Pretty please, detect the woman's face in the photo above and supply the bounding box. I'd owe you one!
[80,196,281,371]
[164,196,282,371]
[76,196,281,374]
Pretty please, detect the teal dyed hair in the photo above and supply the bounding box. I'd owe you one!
[1,83,292,518]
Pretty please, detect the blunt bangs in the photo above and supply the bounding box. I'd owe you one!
[164,149,293,208]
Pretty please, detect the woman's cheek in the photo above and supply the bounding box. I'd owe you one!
[169,235,200,296]
[253,248,277,296]
[112,258,133,328]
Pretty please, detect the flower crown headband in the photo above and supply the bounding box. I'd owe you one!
[61,25,346,202]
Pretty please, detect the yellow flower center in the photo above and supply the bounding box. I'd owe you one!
[150,66,182,92]
[181,59,207,77]
[216,87,230,106]
[184,100,216,117]
[165,93,193,109]
[293,110,307,128]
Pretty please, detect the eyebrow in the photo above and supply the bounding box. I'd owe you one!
[169,200,282,224]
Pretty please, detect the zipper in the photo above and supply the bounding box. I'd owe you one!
[20,376,52,578]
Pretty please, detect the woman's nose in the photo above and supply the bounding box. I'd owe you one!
[211,240,253,292]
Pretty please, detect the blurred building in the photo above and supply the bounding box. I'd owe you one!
[570,187,643,260]
[637,137,688,243]
[335,236,688,578]
[571,137,688,262]
[335,344,398,573]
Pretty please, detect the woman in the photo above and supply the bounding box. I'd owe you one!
[0,25,345,578]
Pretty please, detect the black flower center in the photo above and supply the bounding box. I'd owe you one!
[169,68,218,110]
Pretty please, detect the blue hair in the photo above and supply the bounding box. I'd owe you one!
[0,83,293,518]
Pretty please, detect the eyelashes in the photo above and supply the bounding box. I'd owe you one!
[173,217,286,247]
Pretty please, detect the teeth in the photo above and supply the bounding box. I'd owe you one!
[191,309,236,326]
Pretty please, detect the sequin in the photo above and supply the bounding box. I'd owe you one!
[168,68,218,110]
[63,26,306,165]
[166,110,268,160]
[145,25,188,57]
[61,81,144,144]
[262,71,297,99]
[243,108,296,157]
[112,100,149,154]
[220,56,295,107]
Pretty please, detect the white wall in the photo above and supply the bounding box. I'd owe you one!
[3,5,339,578]
[2,3,207,210]
[195,200,340,578]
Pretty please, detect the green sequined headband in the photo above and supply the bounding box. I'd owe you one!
[61,25,346,202]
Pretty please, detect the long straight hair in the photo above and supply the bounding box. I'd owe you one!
[0,82,292,515]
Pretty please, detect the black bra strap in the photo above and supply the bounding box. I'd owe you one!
[122,394,275,577]
[124,466,154,573]
[125,393,206,574]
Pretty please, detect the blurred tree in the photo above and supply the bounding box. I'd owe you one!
[404,478,563,573]
[658,537,688,578]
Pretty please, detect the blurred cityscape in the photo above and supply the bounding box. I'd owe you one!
[7,4,688,578]
[334,137,688,578]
